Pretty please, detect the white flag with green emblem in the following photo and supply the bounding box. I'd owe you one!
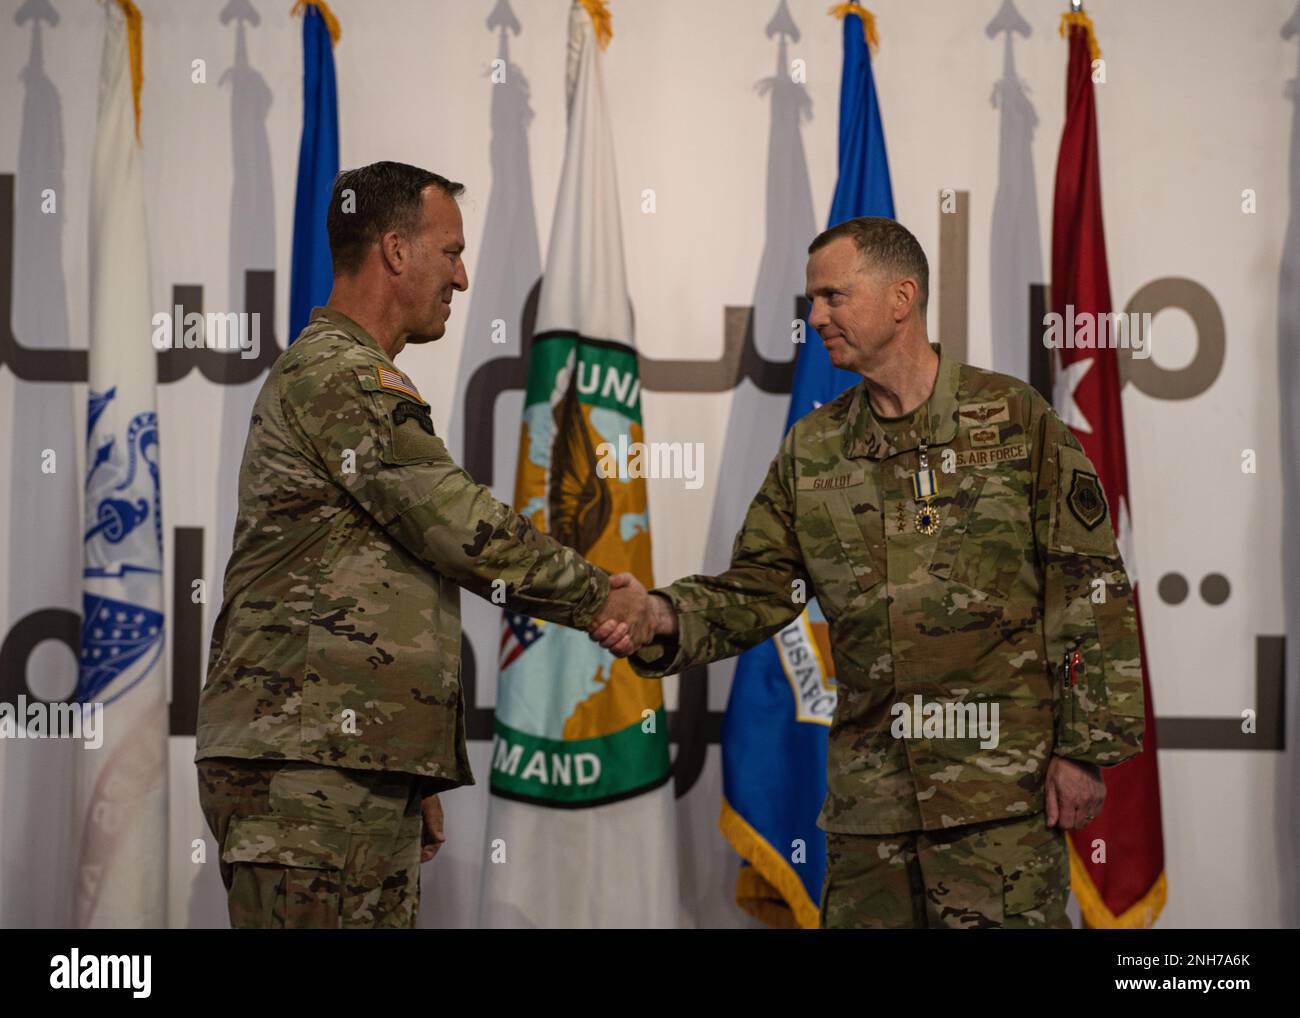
[479,0,678,928]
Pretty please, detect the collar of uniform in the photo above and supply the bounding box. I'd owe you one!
[843,342,960,460]
[310,305,392,362]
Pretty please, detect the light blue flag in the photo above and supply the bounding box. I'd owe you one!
[288,2,339,342]
[720,3,894,928]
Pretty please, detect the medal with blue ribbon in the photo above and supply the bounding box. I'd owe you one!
[913,431,942,536]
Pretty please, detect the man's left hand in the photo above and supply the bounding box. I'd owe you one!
[1045,757,1105,830]
[421,794,446,863]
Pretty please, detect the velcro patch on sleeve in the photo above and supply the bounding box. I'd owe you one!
[1053,444,1119,556]
[1067,469,1107,530]
[392,400,435,436]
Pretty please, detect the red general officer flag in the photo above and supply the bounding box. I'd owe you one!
[1050,7,1166,928]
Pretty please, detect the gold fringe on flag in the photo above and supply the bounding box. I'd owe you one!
[1067,835,1166,928]
[1059,8,1101,61]
[720,799,820,930]
[828,2,879,53]
[115,0,143,142]
[291,0,342,47]
[579,0,613,49]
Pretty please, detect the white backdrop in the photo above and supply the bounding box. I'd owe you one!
[0,0,1296,928]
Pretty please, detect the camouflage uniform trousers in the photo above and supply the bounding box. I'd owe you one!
[819,812,1071,929]
[197,757,428,929]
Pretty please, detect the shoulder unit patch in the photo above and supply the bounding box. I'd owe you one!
[393,400,435,435]
[1066,469,1107,530]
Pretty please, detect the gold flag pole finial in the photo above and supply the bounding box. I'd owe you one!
[579,0,613,49]
[828,2,879,53]
[1059,1,1101,61]
[291,0,342,47]
[114,0,143,142]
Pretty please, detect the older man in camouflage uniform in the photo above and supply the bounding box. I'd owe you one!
[196,162,651,929]
[594,217,1145,929]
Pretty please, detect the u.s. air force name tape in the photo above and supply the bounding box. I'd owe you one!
[951,442,1028,469]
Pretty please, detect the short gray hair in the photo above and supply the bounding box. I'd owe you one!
[808,216,929,314]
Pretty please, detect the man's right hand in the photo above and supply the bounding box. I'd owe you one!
[588,573,677,657]
[420,794,446,863]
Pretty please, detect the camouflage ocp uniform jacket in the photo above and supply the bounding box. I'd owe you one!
[197,307,610,790]
[631,343,1145,835]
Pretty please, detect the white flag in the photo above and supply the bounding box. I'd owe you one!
[76,0,167,928]
[478,0,679,929]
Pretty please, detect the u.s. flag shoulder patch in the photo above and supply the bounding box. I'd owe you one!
[375,365,425,403]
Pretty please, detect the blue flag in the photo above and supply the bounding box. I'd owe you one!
[719,5,894,929]
[288,2,339,342]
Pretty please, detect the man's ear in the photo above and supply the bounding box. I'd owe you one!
[380,230,404,274]
[893,278,918,322]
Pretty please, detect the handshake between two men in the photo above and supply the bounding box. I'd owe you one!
[196,166,1135,930]
[586,573,674,658]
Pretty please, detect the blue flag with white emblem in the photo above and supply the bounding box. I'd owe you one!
[75,0,167,928]
[288,1,339,342]
[719,2,894,928]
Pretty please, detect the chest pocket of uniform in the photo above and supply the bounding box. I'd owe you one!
[375,391,442,466]
[928,471,1026,598]
[798,494,883,619]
